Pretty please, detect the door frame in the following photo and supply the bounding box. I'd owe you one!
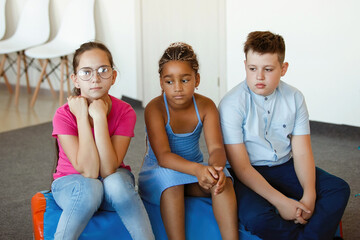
[137,0,227,107]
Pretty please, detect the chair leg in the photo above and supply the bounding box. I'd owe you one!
[15,52,21,106]
[38,59,56,99]
[22,51,31,93]
[39,59,57,99]
[2,73,12,94]
[59,57,65,106]
[65,56,71,97]
[30,59,49,108]
[0,55,13,94]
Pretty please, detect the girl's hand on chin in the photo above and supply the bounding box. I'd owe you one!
[89,99,108,120]
[67,96,89,118]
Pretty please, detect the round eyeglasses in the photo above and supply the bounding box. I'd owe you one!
[76,66,113,81]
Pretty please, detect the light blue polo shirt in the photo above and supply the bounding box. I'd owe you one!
[219,80,310,167]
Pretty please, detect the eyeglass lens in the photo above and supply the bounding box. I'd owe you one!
[77,66,113,81]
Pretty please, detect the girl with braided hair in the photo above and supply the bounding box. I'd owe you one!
[138,42,238,240]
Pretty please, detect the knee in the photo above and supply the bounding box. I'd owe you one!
[81,178,103,209]
[161,185,184,201]
[333,177,351,203]
[325,176,351,202]
[103,171,136,204]
[58,177,103,214]
[224,178,235,191]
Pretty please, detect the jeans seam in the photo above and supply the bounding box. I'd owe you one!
[62,179,82,238]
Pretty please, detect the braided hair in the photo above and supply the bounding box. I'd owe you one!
[158,42,199,75]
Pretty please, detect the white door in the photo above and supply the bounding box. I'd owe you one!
[141,0,225,107]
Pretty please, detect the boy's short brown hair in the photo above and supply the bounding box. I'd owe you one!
[244,31,286,64]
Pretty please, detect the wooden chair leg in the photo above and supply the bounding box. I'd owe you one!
[2,73,12,94]
[22,51,31,93]
[38,59,56,99]
[0,55,13,94]
[43,59,57,99]
[15,52,21,106]
[30,59,49,108]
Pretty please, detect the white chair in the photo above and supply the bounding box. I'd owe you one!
[0,0,6,40]
[0,0,50,105]
[25,0,96,107]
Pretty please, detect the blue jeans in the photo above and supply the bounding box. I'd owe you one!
[51,168,154,240]
[229,159,350,240]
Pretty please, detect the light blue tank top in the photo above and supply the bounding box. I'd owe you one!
[146,93,203,163]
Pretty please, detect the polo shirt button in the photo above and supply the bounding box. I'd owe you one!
[274,149,277,153]
[283,124,286,128]
[268,111,270,114]
[265,97,268,100]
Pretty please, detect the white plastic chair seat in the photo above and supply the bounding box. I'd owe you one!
[0,0,50,104]
[0,0,49,53]
[0,38,46,54]
[25,41,80,59]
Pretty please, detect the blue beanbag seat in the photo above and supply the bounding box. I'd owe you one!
[143,196,343,240]
[32,191,342,240]
[31,191,132,240]
[142,196,261,240]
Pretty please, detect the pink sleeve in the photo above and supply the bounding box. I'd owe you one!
[52,104,78,138]
[110,99,137,137]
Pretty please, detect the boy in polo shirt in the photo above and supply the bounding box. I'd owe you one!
[219,31,350,240]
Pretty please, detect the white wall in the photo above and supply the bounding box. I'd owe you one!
[4,0,359,127]
[4,0,139,100]
[226,0,360,127]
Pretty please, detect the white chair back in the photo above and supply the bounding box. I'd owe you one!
[12,0,50,46]
[55,0,95,47]
[0,0,6,40]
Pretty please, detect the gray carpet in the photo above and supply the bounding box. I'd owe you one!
[0,105,359,239]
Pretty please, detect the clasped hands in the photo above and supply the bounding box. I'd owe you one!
[195,164,226,195]
[68,96,108,120]
[276,195,315,225]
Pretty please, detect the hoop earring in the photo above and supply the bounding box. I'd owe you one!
[195,87,198,90]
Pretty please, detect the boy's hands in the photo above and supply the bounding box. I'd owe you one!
[295,195,315,223]
[276,197,311,224]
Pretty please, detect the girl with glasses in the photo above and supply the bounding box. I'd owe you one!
[51,42,154,239]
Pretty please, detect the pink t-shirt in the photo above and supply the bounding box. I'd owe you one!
[52,95,136,180]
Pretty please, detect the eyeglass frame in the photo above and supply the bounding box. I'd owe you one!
[75,65,114,81]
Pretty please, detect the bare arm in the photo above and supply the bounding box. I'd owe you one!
[146,98,217,190]
[225,143,310,222]
[59,96,100,178]
[291,134,316,220]
[89,99,132,178]
[202,99,227,168]
[202,98,228,193]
